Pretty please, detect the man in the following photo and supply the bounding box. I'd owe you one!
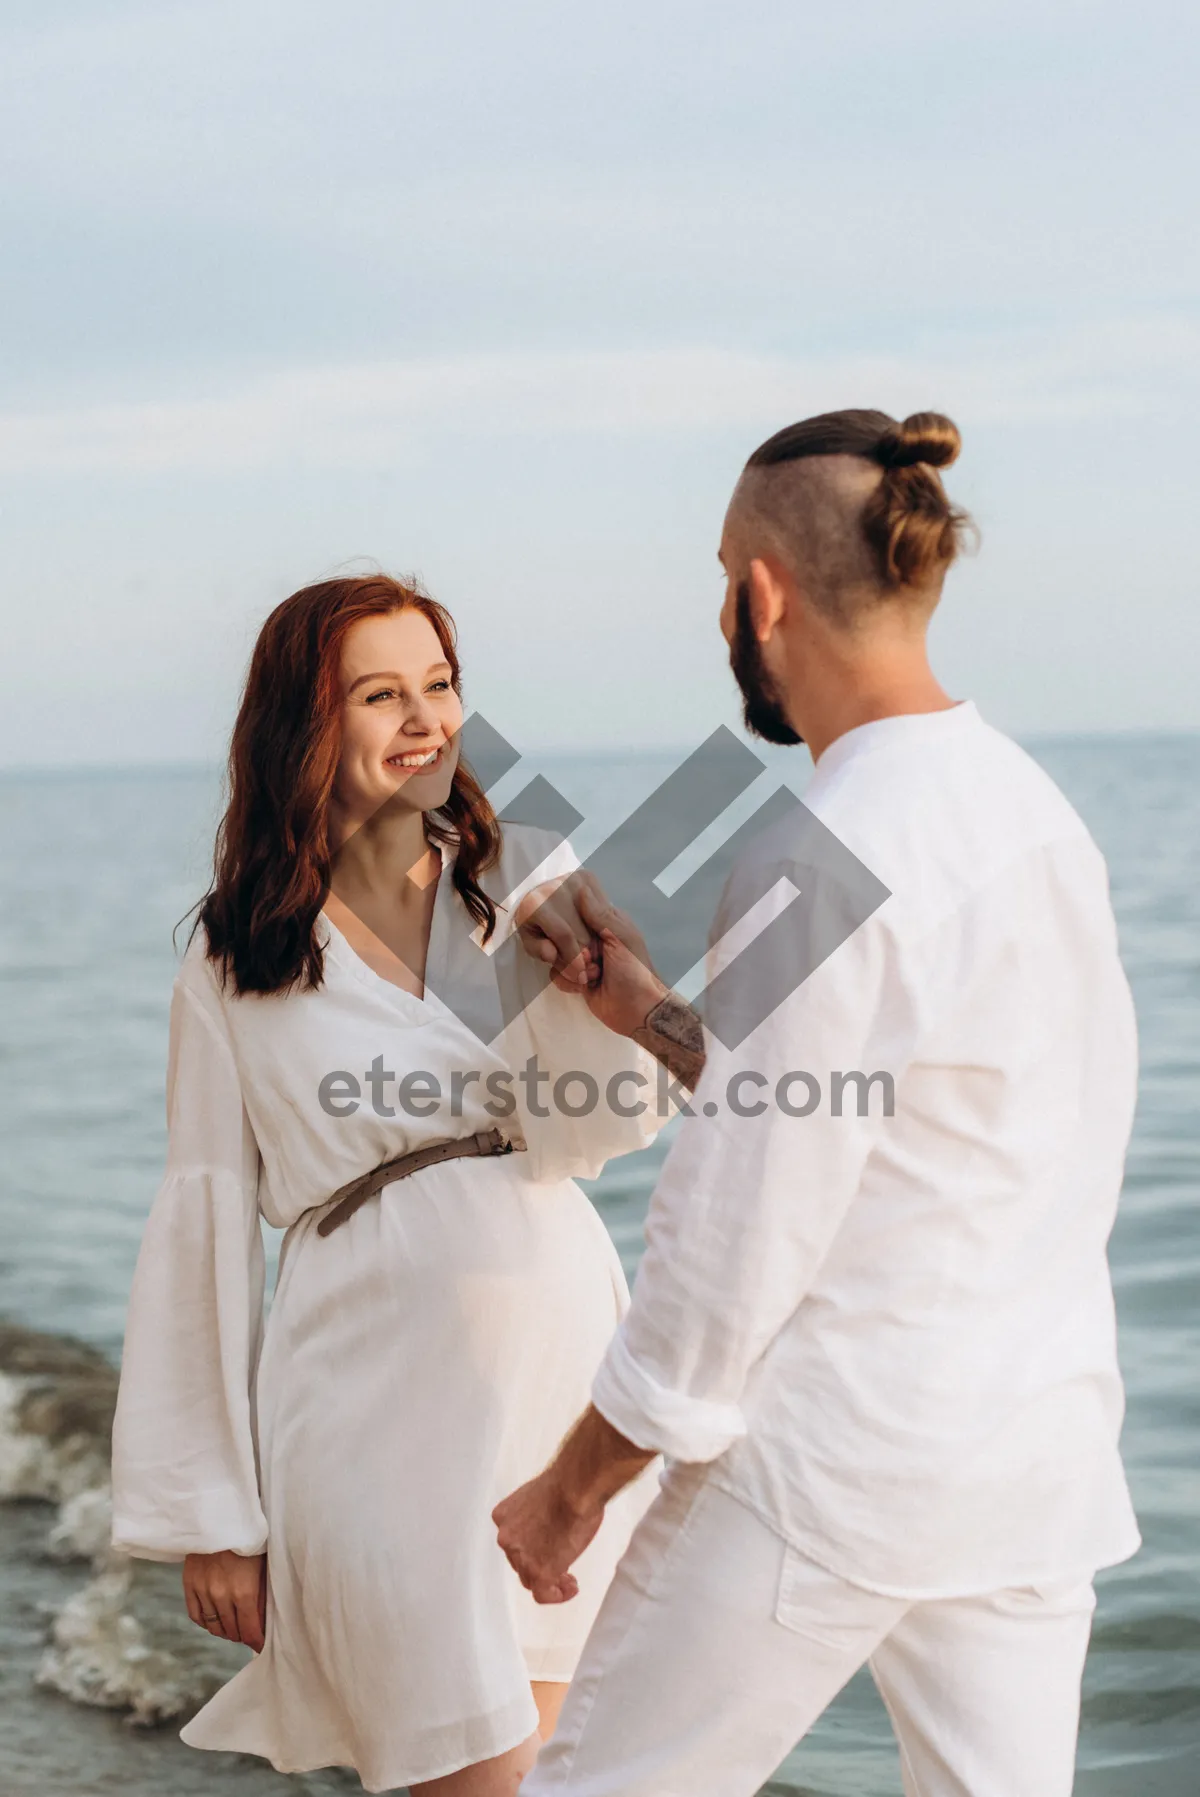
[499,408,1141,1796]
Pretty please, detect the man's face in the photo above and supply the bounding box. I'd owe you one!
[728,579,803,745]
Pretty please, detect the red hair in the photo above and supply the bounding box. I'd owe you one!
[191,575,502,995]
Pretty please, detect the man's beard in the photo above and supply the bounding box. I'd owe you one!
[729,582,803,745]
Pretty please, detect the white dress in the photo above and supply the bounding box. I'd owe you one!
[110,828,665,1792]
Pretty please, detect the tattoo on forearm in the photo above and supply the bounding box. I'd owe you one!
[632,993,707,1091]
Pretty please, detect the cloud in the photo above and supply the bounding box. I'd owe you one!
[1,317,1195,476]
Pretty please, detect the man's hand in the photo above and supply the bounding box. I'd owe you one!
[492,1469,603,1605]
[515,872,668,1036]
[494,1406,655,1604]
[182,1549,267,1652]
[577,906,671,1041]
[513,873,705,1083]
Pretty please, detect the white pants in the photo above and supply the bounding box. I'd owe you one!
[524,1471,1097,1797]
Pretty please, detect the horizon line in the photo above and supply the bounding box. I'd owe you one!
[2,723,1198,779]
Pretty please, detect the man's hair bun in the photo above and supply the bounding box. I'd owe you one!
[875,412,961,472]
[743,405,974,594]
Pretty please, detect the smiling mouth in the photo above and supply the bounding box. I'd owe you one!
[386,745,445,772]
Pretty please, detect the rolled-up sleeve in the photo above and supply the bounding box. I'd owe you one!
[593,857,912,1463]
[111,959,268,1562]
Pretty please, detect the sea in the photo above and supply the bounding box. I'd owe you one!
[0,735,1197,1796]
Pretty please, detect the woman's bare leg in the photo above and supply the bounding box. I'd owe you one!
[408,1681,568,1797]
[410,1731,540,1797]
[532,1680,568,1741]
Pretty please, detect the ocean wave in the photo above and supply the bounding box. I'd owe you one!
[0,1320,246,1727]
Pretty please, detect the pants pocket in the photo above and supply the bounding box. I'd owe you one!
[989,1576,1097,1620]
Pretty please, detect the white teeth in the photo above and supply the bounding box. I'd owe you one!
[388,749,440,769]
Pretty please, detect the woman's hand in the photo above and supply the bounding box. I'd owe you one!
[515,873,667,1027]
[514,875,601,993]
[183,1549,267,1652]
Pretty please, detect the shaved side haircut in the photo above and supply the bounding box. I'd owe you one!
[729,409,974,624]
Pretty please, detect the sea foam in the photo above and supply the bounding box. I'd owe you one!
[0,1321,245,1725]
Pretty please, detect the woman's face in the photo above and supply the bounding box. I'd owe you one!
[334,608,464,821]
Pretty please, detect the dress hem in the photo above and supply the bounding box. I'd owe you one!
[179,1702,542,1794]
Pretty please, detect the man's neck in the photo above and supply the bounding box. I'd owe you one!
[789,635,957,765]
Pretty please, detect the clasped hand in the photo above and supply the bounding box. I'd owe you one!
[513,870,666,1036]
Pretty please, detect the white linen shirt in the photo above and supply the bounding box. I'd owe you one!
[592,701,1142,1596]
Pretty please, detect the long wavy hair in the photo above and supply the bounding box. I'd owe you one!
[189,574,502,995]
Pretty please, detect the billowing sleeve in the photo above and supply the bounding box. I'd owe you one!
[494,836,672,1182]
[110,953,268,1563]
[591,855,914,1463]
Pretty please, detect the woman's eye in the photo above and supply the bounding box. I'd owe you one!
[361,679,452,704]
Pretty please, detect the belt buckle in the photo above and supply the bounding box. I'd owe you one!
[487,1127,514,1155]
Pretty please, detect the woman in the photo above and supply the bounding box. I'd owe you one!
[110,574,664,1796]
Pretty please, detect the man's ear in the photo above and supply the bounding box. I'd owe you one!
[746,556,789,642]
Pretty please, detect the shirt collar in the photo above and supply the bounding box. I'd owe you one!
[810,699,981,786]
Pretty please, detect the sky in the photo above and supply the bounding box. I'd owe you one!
[1,0,1197,766]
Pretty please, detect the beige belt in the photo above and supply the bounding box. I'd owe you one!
[316,1126,527,1238]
